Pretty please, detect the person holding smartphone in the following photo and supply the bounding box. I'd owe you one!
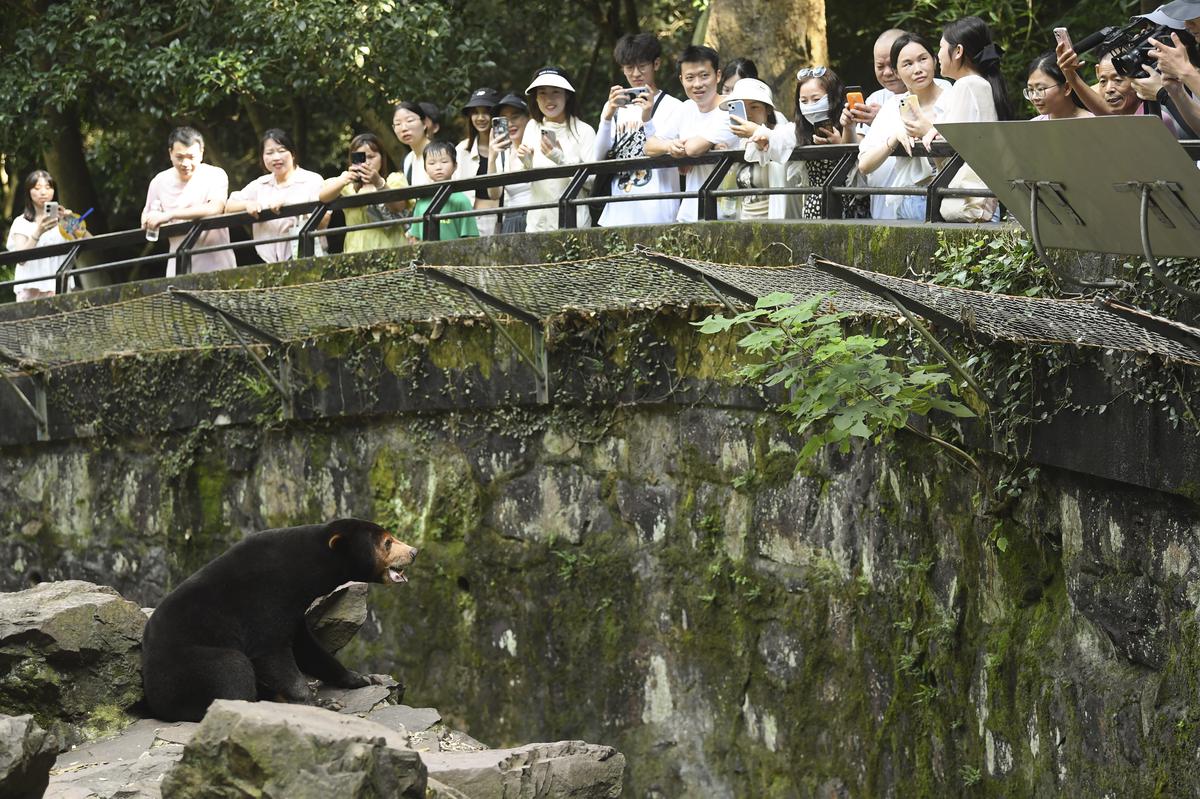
[513,66,596,232]
[593,32,683,227]
[5,170,80,301]
[485,94,534,234]
[318,133,408,253]
[858,33,947,220]
[456,88,502,235]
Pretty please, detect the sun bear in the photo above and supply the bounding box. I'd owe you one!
[141,518,418,722]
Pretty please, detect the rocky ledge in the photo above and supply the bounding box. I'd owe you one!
[0,581,625,798]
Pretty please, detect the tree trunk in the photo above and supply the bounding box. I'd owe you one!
[704,0,827,112]
[42,102,107,235]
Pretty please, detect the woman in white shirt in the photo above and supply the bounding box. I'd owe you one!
[513,67,596,232]
[930,16,1011,221]
[858,33,947,221]
[5,170,77,302]
[456,88,502,236]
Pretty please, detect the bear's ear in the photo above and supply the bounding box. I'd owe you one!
[327,532,342,550]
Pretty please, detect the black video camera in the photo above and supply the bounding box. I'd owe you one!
[1074,17,1197,77]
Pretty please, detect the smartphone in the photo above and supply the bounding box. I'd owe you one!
[845,86,864,110]
[44,201,58,217]
[1053,27,1072,50]
[541,129,558,146]
[350,151,367,164]
[492,116,509,138]
[624,86,650,104]
[726,99,747,122]
[900,94,922,116]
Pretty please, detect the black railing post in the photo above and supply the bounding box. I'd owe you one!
[175,221,205,275]
[558,166,592,229]
[297,203,328,258]
[422,185,454,242]
[926,154,963,224]
[55,245,83,294]
[822,152,859,220]
[697,153,737,221]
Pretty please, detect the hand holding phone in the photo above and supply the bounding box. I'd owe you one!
[350,151,367,165]
[1053,27,1073,51]
[541,129,558,147]
[725,99,747,123]
[900,94,922,117]
[492,116,509,138]
[845,86,864,110]
[43,201,58,218]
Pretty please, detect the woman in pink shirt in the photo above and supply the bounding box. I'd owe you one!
[226,129,327,263]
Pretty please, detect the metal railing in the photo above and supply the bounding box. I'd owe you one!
[3,140,1198,297]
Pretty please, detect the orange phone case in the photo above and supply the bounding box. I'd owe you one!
[846,91,865,109]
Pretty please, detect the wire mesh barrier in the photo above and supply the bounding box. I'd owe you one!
[2,249,1198,384]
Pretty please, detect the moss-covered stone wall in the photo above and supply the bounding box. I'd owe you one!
[2,223,1198,797]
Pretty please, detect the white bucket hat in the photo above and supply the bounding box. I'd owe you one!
[526,68,576,94]
[719,78,775,111]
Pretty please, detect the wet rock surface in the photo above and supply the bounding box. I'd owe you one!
[0,582,146,747]
[0,713,57,799]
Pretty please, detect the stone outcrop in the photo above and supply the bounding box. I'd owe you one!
[0,713,57,799]
[0,581,146,746]
[423,740,625,799]
[160,699,426,799]
[307,581,370,653]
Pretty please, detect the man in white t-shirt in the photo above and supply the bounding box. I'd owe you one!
[141,127,235,276]
[594,32,683,226]
[645,45,740,223]
[850,29,951,220]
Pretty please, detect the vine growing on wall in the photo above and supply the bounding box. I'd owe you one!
[695,292,978,473]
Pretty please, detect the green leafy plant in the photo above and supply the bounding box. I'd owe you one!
[695,291,977,472]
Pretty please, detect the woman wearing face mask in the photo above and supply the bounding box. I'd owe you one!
[858,34,947,220]
[226,128,328,263]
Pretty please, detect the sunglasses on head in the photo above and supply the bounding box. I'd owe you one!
[796,66,828,80]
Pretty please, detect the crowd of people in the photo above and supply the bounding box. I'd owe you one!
[6,2,1199,301]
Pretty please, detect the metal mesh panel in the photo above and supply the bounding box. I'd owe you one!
[0,294,239,369]
[663,253,1200,366]
[184,268,481,341]
[1,250,1197,376]
[427,251,709,317]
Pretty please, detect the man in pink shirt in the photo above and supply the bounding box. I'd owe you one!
[142,127,236,276]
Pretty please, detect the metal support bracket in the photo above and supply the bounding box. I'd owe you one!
[1114,181,1200,301]
[168,287,296,418]
[1008,179,1109,288]
[0,349,49,441]
[422,267,549,403]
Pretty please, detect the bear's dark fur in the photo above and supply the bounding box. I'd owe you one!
[141,518,418,722]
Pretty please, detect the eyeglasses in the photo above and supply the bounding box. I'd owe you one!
[1022,84,1061,100]
[796,66,828,80]
[622,62,655,75]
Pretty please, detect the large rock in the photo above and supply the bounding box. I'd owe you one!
[0,714,57,799]
[160,699,426,799]
[307,582,370,653]
[0,581,146,745]
[423,740,625,799]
